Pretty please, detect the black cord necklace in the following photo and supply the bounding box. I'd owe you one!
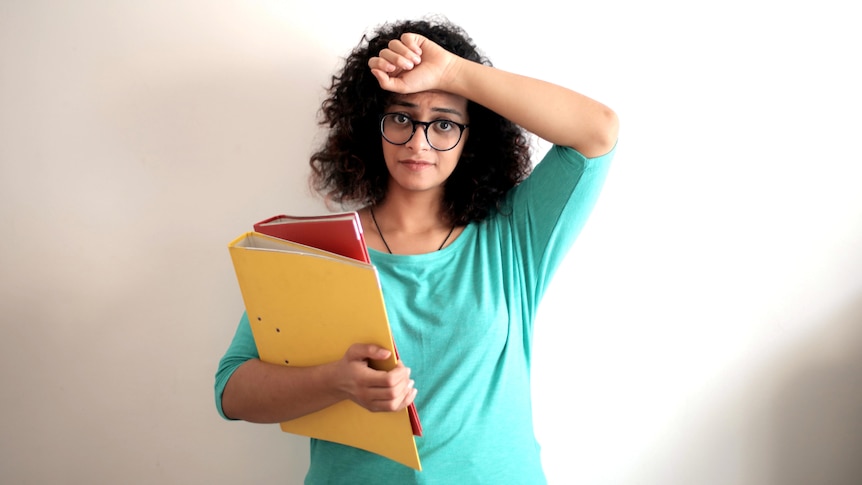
[370,207,456,254]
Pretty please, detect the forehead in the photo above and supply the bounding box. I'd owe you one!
[387,91,468,117]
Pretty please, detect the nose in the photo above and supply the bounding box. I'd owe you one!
[405,124,431,151]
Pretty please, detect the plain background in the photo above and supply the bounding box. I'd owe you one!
[2,1,860,484]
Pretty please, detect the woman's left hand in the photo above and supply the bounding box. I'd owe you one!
[368,33,459,94]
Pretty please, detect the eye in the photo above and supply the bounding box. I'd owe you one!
[392,113,411,125]
[432,120,455,132]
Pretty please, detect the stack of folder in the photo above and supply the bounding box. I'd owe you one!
[227,212,422,470]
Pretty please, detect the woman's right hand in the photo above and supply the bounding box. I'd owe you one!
[335,343,417,412]
[368,33,460,95]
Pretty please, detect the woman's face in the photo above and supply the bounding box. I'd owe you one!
[380,90,469,198]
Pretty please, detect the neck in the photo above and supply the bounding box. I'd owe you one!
[365,190,459,255]
[370,205,456,255]
[373,187,449,234]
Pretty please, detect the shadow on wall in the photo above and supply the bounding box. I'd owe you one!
[768,295,862,485]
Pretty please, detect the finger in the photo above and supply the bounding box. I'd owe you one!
[377,47,416,71]
[398,386,418,411]
[368,55,397,74]
[380,380,417,412]
[388,38,422,64]
[365,377,412,400]
[399,33,424,59]
[366,379,416,412]
[391,379,417,411]
[360,361,410,387]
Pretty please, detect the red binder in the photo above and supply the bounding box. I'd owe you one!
[254,212,371,263]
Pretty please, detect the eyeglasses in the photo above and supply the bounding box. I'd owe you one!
[379,113,469,151]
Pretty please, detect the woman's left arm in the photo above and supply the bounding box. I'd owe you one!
[369,33,619,157]
[448,61,618,157]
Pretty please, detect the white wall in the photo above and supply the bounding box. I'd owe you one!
[2,1,860,484]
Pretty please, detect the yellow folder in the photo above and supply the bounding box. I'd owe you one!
[228,232,421,470]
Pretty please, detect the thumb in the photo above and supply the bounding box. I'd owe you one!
[346,343,392,362]
[370,68,408,94]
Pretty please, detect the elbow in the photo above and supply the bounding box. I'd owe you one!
[219,377,242,420]
[583,107,619,158]
[601,107,620,149]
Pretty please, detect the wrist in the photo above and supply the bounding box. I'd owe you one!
[440,55,469,95]
[320,359,352,403]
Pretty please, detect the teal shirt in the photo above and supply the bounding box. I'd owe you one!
[216,145,614,484]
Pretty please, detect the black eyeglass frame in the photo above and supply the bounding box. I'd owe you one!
[379,113,470,152]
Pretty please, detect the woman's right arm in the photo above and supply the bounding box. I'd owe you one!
[220,342,417,423]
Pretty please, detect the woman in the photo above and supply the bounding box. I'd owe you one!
[216,17,618,484]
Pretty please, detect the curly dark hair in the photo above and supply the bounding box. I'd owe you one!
[309,16,532,225]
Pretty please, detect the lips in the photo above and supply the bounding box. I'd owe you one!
[399,159,434,171]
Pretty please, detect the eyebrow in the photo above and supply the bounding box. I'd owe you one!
[388,100,465,119]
